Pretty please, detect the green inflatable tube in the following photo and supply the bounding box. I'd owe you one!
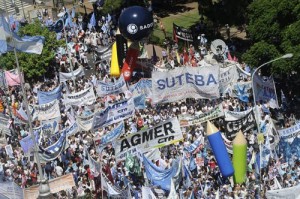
[233,131,247,184]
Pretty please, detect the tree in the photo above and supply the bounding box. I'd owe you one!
[242,0,300,74]
[199,0,251,26]
[0,20,64,79]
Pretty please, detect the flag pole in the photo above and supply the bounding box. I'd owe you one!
[3,0,52,197]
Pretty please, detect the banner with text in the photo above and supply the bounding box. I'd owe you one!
[37,85,62,105]
[253,75,279,108]
[223,110,256,140]
[178,104,224,126]
[24,174,75,199]
[114,118,183,160]
[129,78,152,98]
[152,66,220,104]
[63,87,96,107]
[33,100,60,121]
[93,98,135,129]
[76,113,94,131]
[219,64,239,93]
[173,23,193,42]
[59,66,85,82]
[96,75,127,97]
[278,122,300,139]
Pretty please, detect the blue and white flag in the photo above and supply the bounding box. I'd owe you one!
[19,130,40,154]
[37,85,62,105]
[95,122,124,146]
[90,13,96,28]
[143,155,181,191]
[236,83,249,103]
[133,94,146,109]
[0,13,44,55]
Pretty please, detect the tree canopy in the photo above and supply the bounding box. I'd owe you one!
[242,0,300,74]
[0,20,64,79]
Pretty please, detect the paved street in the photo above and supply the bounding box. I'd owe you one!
[0,0,31,14]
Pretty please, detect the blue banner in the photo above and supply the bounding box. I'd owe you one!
[98,122,124,146]
[143,156,180,191]
[184,137,202,153]
[37,86,62,105]
[93,98,135,129]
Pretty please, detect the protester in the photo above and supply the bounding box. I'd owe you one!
[0,4,299,199]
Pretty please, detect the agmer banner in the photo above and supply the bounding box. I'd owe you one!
[114,118,183,160]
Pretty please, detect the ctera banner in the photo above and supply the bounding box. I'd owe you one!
[152,66,220,104]
[96,75,127,97]
[173,23,194,42]
[223,109,256,140]
[178,103,224,126]
[114,118,183,160]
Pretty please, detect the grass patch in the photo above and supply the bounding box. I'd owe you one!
[152,6,200,44]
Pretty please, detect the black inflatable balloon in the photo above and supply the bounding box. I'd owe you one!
[118,6,154,41]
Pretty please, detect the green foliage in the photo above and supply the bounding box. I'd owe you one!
[0,20,64,79]
[243,0,300,74]
[200,0,251,25]
[101,0,123,15]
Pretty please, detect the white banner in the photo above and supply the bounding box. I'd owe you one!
[219,64,238,93]
[114,118,183,160]
[96,75,127,97]
[253,75,279,108]
[142,187,158,199]
[59,66,85,82]
[178,103,224,126]
[152,66,220,103]
[76,113,94,131]
[24,174,75,199]
[0,114,10,136]
[40,117,60,139]
[93,98,135,129]
[63,87,96,107]
[129,78,152,98]
[224,108,253,121]
[278,123,300,139]
[266,184,300,199]
[33,100,60,121]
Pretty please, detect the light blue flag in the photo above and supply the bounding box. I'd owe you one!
[184,137,201,153]
[133,94,146,109]
[143,155,181,191]
[0,13,44,54]
[90,13,96,27]
[37,85,62,105]
[98,122,124,146]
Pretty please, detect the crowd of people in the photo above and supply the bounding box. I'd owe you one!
[1,4,300,199]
